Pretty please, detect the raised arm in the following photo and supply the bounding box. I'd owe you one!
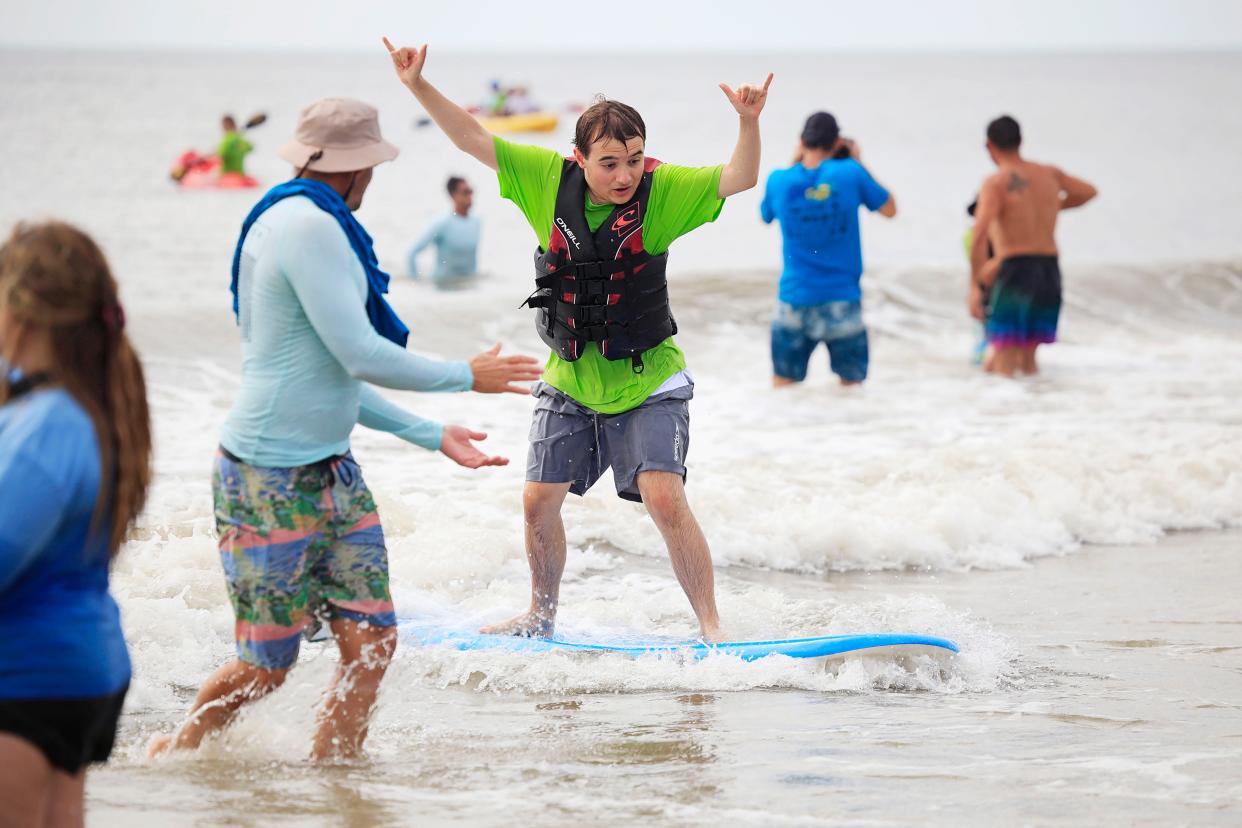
[717,73,773,198]
[1056,167,1098,210]
[847,142,897,219]
[383,38,498,170]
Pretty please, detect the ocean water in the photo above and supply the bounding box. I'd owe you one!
[1,48,1240,825]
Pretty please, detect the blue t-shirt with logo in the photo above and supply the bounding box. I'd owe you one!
[760,159,890,305]
[0,385,131,699]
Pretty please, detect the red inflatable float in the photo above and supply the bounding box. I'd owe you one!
[170,151,259,190]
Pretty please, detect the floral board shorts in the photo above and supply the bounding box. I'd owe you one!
[212,448,396,669]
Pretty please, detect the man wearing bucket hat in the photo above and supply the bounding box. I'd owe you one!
[150,98,541,761]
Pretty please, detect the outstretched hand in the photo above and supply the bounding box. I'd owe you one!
[440,424,508,469]
[470,343,543,394]
[383,37,427,90]
[719,73,773,120]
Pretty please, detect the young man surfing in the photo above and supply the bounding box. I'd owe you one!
[383,38,772,642]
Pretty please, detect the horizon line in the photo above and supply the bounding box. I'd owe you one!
[2,43,1241,57]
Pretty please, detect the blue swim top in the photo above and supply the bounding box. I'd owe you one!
[0,384,131,699]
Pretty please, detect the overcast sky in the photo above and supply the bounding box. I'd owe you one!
[4,0,1241,52]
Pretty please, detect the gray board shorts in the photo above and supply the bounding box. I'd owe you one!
[525,381,693,503]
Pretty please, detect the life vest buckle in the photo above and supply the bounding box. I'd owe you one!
[579,305,609,326]
[573,261,605,280]
[580,280,609,304]
[580,324,608,342]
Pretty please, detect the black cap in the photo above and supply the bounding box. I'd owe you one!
[801,112,840,150]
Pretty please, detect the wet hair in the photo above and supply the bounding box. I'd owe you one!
[222,114,237,130]
[0,221,152,556]
[446,176,466,196]
[987,115,1021,151]
[573,96,646,158]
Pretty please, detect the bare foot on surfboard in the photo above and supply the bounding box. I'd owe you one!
[479,611,555,638]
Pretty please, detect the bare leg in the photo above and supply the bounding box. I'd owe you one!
[147,659,288,757]
[987,345,1020,377]
[1021,345,1039,375]
[311,618,397,760]
[0,734,51,828]
[636,471,724,642]
[772,375,797,388]
[43,768,86,828]
[480,481,571,638]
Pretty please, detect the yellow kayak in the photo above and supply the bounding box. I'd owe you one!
[476,112,559,133]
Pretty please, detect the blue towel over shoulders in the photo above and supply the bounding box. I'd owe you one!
[230,178,409,347]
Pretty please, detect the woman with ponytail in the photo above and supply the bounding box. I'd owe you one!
[0,221,151,825]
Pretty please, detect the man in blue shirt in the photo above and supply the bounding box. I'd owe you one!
[760,112,896,385]
[407,176,481,287]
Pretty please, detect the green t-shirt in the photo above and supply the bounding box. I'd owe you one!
[218,131,253,175]
[495,136,724,413]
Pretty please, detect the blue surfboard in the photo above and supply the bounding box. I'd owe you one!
[401,620,959,662]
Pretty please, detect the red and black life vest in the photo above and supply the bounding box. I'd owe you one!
[522,157,675,372]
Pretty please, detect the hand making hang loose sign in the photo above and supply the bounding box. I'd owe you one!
[383,36,428,91]
[719,73,774,120]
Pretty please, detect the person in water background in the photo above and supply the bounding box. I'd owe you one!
[483,81,541,117]
[0,221,152,826]
[385,36,773,643]
[969,114,1098,376]
[503,85,540,115]
[760,111,896,387]
[964,197,998,366]
[485,79,508,116]
[217,114,253,176]
[149,97,541,761]
[407,175,481,287]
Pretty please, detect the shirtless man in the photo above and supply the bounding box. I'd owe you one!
[969,115,1097,376]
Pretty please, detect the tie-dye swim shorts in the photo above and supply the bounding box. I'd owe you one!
[986,255,1062,348]
[211,448,396,669]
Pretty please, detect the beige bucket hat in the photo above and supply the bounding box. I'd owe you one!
[278,97,399,173]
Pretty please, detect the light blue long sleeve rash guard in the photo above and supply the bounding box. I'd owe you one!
[407,212,480,280]
[221,196,473,467]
